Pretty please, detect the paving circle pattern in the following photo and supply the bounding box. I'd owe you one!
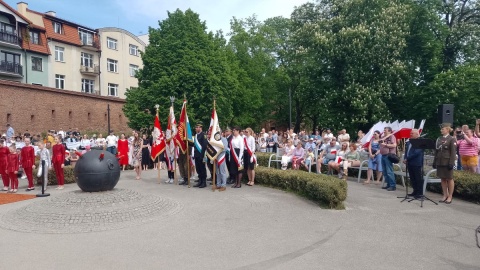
[0,189,182,234]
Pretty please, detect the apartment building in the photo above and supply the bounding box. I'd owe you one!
[98,27,146,99]
[17,2,102,96]
[0,0,49,85]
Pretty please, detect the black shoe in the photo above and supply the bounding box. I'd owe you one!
[414,195,424,200]
[386,187,396,191]
[438,199,447,203]
[179,181,188,186]
[198,184,207,188]
[193,183,201,188]
[407,193,416,197]
[381,186,390,189]
[445,199,453,204]
[25,188,35,191]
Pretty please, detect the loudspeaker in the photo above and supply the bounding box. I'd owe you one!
[438,104,454,124]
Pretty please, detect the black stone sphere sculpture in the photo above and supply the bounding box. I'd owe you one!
[74,150,121,192]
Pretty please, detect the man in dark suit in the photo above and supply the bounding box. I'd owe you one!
[193,123,208,188]
[403,129,424,198]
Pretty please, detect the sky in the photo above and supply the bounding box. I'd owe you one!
[5,0,311,36]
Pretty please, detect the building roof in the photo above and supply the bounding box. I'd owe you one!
[0,0,32,24]
[98,27,147,47]
[21,28,50,55]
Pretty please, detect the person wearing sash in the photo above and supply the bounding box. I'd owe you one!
[224,128,234,184]
[21,137,36,191]
[433,123,456,204]
[244,128,256,186]
[193,123,208,188]
[52,136,66,190]
[0,139,10,191]
[215,129,229,191]
[230,127,244,188]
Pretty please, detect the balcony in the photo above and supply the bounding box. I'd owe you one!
[0,30,22,49]
[0,61,23,77]
[79,65,100,76]
[81,40,100,52]
[81,90,100,95]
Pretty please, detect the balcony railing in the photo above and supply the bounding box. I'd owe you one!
[0,30,21,46]
[79,65,100,75]
[80,40,100,51]
[0,61,23,76]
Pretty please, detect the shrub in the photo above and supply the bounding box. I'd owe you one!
[426,170,480,204]
[251,166,347,209]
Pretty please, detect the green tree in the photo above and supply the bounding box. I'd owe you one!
[124,9,237,130]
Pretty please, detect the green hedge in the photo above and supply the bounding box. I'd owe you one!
[251,166,347,209]
[426,171,480,204]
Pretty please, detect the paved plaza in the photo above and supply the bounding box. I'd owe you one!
[0,169,479,270]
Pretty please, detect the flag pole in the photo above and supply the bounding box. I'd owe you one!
[170,96,178,185]
[185,95,191,188]
[212,97,217,192]
[154,104,161,184]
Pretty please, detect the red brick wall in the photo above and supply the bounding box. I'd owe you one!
[0,80,129,135]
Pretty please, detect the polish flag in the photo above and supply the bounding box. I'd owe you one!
[151,113,166,161]
[418,119,426,134]
[335,156,343,164]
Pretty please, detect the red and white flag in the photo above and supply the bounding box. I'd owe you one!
[206,107,224,160]
[335,156,343,164]
[164,105,177,169]
[151,113,166,161]
[331,149,337,155]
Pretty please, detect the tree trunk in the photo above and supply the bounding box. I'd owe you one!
[294,97,302,133]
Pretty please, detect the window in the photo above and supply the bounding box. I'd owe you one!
[0,51,21,65]
[107,37,117,50]
[55,46,64,62]
[31,57,42,71]
[53,22,62,34]
[108,83,118,96]
[81,79,95,93]
[81,52,93,67]
[0,22,14,34]
[129,44,138,56]
[55,74,65,89]
[129,64,138,77]
[29,31,40,44]
[107,58,118,72]
[78,29,93,45]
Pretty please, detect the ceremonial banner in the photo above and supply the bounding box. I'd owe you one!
[151,113,166,160]
[206,107,224,160]
[165,105,177,169]
[175,100,192,153]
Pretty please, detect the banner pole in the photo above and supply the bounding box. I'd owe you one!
[174,147,178,185]
[212,159,216,192]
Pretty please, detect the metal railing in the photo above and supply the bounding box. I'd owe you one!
[0,61,23,76]
[79,65,100,74]
[0,30,21,45]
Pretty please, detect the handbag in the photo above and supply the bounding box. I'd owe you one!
[387,153,400,164]
[37,165,43,177]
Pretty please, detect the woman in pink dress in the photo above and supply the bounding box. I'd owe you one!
[117,133,129,170]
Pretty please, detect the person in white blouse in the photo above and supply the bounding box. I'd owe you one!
[244,127,256,186]
[96,133,106,150]
[80,134,91,150]
[281,139,295,170]
[230,127,244,188]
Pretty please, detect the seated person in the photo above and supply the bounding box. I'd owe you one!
[281,139,295,170]
[291,142,305,170]
[328,143,348,176]
[316,138,340,174]
[341,144,361,180]
[302,148,315,168]
[304,138,316,152]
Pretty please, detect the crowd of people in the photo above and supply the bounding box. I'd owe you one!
[2,120,480,201]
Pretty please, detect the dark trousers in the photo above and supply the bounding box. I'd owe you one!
[194,156,207,183]
[407,165,423,195]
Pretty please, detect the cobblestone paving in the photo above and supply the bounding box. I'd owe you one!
[0,189,182,234]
